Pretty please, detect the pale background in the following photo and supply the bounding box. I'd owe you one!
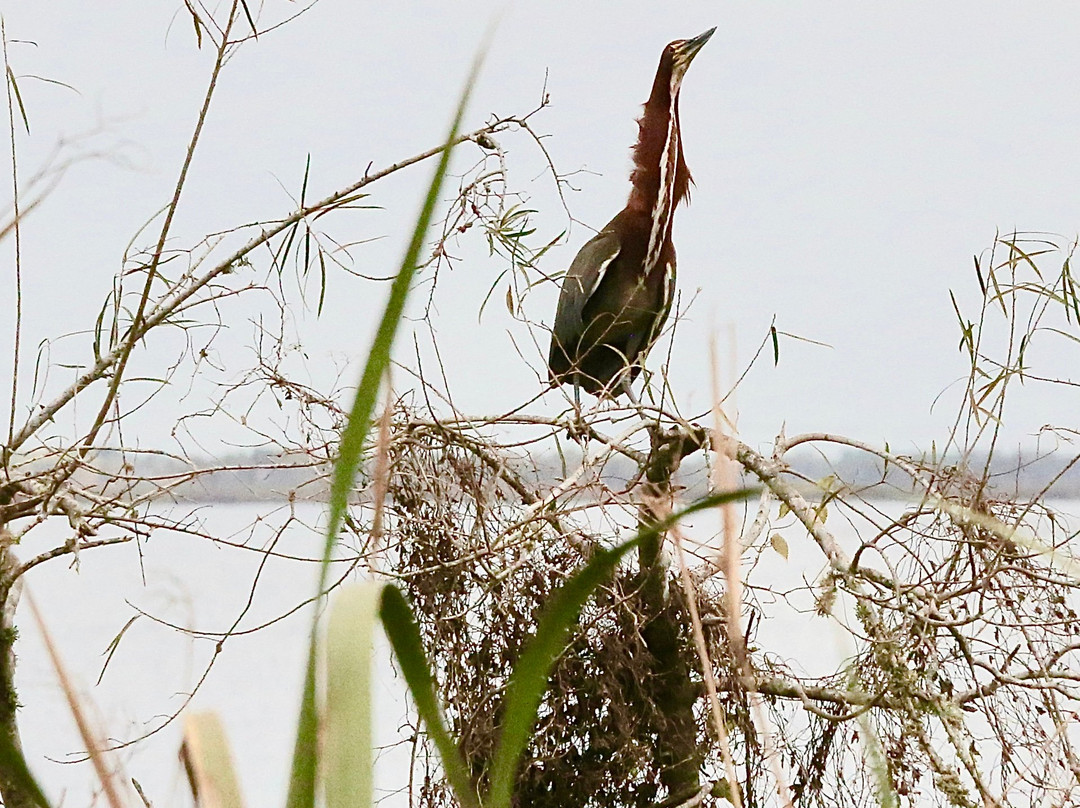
[4,2,1080,450]
[2,2,1080,804]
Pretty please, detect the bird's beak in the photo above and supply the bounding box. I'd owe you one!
[678,26,712,60]
[677,27,716,64]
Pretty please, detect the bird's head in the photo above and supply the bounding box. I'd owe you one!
[666,27,715,90]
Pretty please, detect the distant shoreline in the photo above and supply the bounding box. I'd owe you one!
[92,445,1080,504]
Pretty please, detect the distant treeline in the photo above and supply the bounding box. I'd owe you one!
[92,443,1080,503]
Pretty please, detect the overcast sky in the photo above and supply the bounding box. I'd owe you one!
[5,3,1080,803]
[3,2,1080,457]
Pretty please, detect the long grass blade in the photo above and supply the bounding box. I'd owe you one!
[284,651,319,808]
[0,730,49,808]
[324,583,382,808]
[380,587,480,808]
[181,712,246,808]
[321,46,484,605]
[284,42,486,808]
[485,488,755,808]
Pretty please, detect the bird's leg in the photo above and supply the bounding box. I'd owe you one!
[566,382,589,445]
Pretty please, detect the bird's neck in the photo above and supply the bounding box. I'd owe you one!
[627,72,691,270]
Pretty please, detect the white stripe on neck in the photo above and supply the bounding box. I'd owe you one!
[645,87,679,274]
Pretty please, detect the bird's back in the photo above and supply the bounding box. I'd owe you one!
[548,210,671,396]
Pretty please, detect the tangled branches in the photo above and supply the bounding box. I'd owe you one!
[363,236,1080,808]
[385,416,758,808]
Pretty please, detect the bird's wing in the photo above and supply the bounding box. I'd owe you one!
[550,229,621,347]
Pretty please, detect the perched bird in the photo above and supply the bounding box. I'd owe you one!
[547,27,715,404]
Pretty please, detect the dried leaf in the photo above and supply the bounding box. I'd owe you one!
[816,502,829,524]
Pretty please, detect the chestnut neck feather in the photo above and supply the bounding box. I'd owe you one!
[626,52,692,223]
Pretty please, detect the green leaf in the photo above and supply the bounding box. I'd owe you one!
[485,538,639,808]
[321,47,484,590]
[317,247,328,317]
[477,266,511,321]
[6,66,29,134]
[239,0,258,37]
[380,587,481,808]
[0,729,50,808]
[286,44,487,808]
[485,488,756,808]
[986,258,1008,316]
[325,583,382,808]
[972,254,986,295]
[284,651,320,808]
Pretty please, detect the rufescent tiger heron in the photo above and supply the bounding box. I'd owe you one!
[547,27,715,406]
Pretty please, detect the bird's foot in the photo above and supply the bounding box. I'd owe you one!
[564,411,591,444]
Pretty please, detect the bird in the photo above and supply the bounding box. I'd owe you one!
[547,27,715,406]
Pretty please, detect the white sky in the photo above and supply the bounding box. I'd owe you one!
[3,2,1080,456]
[4,3,1080,802]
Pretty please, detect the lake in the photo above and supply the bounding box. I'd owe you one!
[13,496,1080,805]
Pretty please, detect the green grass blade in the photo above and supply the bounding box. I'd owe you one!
[284,653,319,808]
[486,488,756,808]
[284,42,486,808]
[0,730,50,808]
[325,582,383,808]
[320,47,484,600]
[380,587,481,808]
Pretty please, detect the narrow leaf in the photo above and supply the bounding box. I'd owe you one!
[325,583,382,808]
[380,587,480,808]
[239,0,258,37]
[285,40,487,808]
[283,652,319,808]
[486,489,756,808]
[485,538,641,808]
[477,267,510,321]
[0,729,50,808]
[987,261,1008,316]
[317,247,327,317]
[6,66,29,134]
[181,712,246,808]
[96,614,141,685]
[322,46,485,583]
